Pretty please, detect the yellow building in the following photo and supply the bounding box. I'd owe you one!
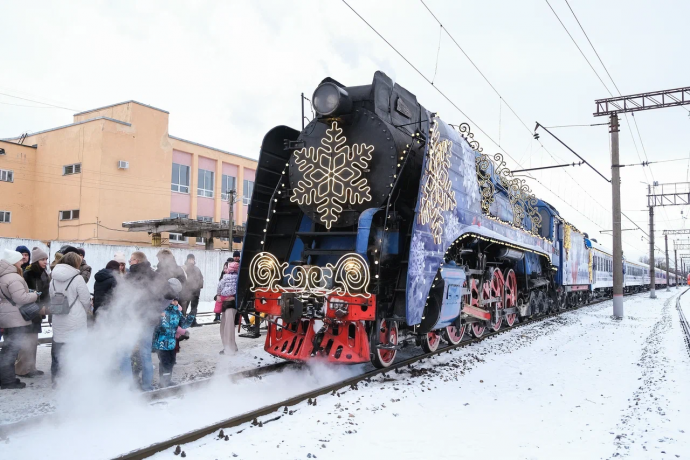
[0,101,256,249]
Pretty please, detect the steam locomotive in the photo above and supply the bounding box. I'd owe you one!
[237,71,676,368]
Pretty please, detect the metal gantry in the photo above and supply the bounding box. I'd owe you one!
[595,86,690,116]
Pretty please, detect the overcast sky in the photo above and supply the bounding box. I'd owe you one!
[1,0,689,262]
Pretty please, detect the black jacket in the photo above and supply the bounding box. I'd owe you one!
[182,263,204,297]
[93,269,118,313]
[23,263,50,332]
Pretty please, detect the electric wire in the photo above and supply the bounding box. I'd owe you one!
[0,92,80,112]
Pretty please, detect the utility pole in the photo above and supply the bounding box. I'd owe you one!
[610,114,624,318]
[649,200,656,299]
[675,248,678,289]
[665,234,670,291]
[228,189,236,252]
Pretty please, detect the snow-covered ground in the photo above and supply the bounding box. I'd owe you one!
[2,290,689,460]
[0,321,277,426]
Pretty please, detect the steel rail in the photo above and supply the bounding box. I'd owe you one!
[0,361,295,439]
[114,290,656,460]
[675,287,690,357]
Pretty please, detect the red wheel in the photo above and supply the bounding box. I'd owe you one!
[421,330,441,353]
[470,278,485,338]
[503,269,517,327]
[371,320,398,369]
[443,324,466,345]
[489,268,505,332]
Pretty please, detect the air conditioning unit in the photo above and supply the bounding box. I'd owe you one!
[118,160,129,170]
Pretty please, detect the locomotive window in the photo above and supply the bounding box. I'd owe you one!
[538,209,551,239]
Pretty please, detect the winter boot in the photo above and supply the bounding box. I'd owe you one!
[213,314,221,322]
[1,380,26,390]
[160,372,173,388]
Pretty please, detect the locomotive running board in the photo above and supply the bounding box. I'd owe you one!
[461,304,491,320]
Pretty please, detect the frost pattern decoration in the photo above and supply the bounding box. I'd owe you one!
[418,117,457,244]
[291,121,373,229]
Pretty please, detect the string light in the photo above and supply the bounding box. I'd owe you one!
[291,121,373,228]
[418,115,457,244]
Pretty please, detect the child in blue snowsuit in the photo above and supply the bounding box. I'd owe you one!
[152,297,194,387]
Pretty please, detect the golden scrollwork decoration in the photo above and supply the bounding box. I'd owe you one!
[455,122,483,153]
[249,252,288,293]
[249,252,371,298]
[475,153,496,214]
[492,153,542,235]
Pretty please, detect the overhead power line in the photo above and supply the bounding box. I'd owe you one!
[0,92,80,112]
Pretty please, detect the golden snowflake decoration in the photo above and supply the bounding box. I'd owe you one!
[418,117,457,244]
[291,121,373,229]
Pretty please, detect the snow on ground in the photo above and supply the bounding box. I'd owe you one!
[140,289,689,460]
[2,290,689,460]
[0,322,276,426]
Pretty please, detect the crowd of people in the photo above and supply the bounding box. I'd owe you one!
[0,245,252,391]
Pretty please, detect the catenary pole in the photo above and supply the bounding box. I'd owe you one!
[228,189,235,252]
[665,234,670,291]
[673,246,680,289]
[610,114,624,318]
[649,199,656,299]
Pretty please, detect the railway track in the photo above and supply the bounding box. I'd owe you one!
[676,288,690,356]
[0,360,296,439]
[115,289,660,460]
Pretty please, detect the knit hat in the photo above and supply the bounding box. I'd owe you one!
[2,249,23,265]
[168,277,182,293]
[60,246,80,256]
[187,254,195,261]
[113,252,126,264]
[227,262,239,274]
[233,251,240,258]
[31,247,49,262]
[15,245,30,256]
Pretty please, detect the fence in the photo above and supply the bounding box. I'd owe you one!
[0,237,230,301]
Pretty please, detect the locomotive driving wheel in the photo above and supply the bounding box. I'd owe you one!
[503,269,517,327]
[469,277,485,338]
[371,319,398,369]
[421,330,441,353]
[489,268,505,332]
[444,279,468,345]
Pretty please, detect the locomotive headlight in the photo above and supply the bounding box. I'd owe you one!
[313,82,352,117]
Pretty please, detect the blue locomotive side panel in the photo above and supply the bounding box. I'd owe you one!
[405,115,557,326]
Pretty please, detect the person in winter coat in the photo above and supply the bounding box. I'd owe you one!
[49,252,91,383]
[17,247,50,378]
[181,254,203,326]
[114,252,127,275]
[217,262,239,354]
[93,260,120,317]
[15,246,31,272]
[76,248,92,283]
[50,252,63,270]
[156,249,186,286]
[152,279,194,387]
[126,251,170,391]
[0,249,40,389]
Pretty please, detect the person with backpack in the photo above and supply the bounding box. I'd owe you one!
[49,252,91,383]
[217,262,239,354]
[152,278,194,387]
[17,247,50,378]
[0,249,41,390]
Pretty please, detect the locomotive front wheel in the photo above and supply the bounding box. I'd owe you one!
[421,330,441,353]
[371,320,398,369]
[443,324,466,345]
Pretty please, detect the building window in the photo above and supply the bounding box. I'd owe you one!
[171,163,190,194]
[197,215,213,223]
[221,174,236,201]
[0,169,13,183]
[169,212,188,242]
[0,211,10,223]
[243,179,254,205]
[63,163,82,175]
[196,237,206,245]
[219,218,233,241]
[59,209,80,220]
[197,169,214,198]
